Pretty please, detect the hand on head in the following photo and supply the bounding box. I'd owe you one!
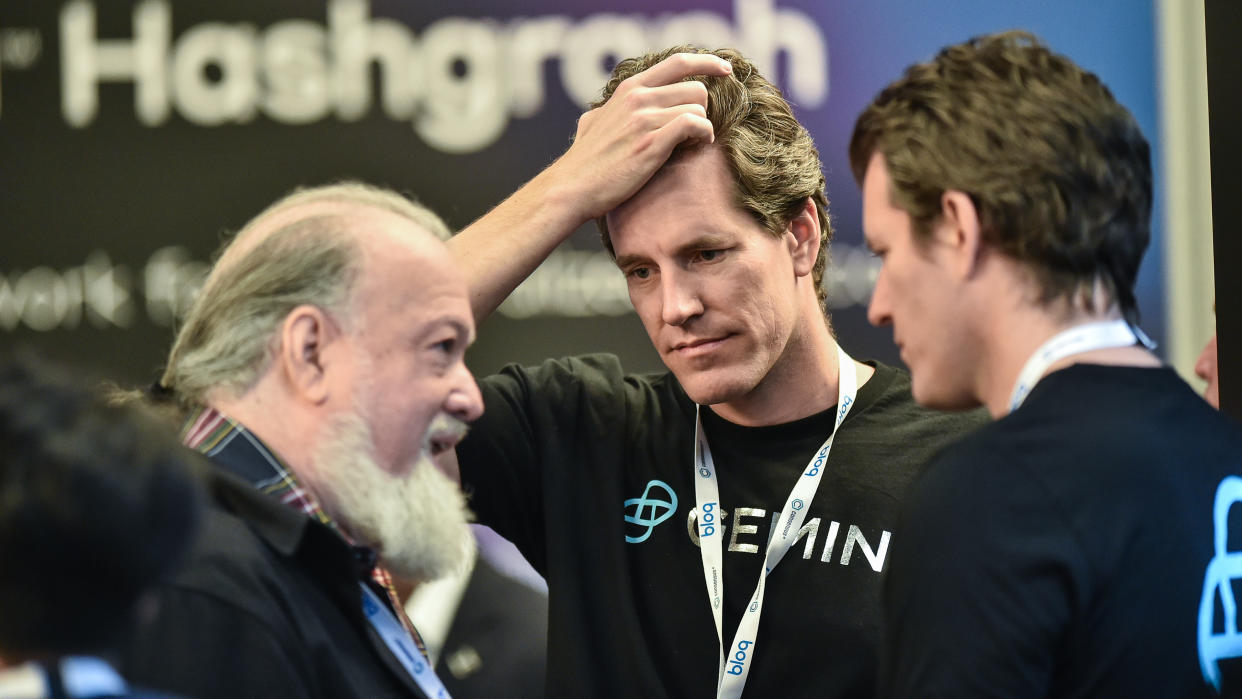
[553,52,732,221]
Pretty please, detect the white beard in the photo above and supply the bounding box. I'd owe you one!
[309,411,475,582]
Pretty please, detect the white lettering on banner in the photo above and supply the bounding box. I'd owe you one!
[56,0,829,153]
[4,243,876,332]
[685,506,891,570]
[1,248,207,333]
[0,252,135,331]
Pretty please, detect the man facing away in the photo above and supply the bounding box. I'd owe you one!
[445,48,984,697]
[849,30,1242,696]
[119,183,485,698]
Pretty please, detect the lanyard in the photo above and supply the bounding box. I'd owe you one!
[360,583,452,699]
[1008,319,1139,412]
[693,345,858,699]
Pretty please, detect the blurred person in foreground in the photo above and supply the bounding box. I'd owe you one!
[850,30,1242,696]
[0,355,201,699]
[442,48,985,697]
[118,183,484,698]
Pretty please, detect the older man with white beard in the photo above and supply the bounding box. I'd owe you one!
[118,183,484,699]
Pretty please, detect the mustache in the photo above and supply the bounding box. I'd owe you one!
[423,413,470,453]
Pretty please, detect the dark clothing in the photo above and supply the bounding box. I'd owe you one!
[119,428,431,698]
[435,555,547,698]
[456,354,985,698]
[881,365,1242,698]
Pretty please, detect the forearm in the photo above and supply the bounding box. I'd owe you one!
[449,157,589,324]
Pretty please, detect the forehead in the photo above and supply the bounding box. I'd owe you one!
[861,153,903,238]
[351,212,473,333]
[607,146,755,251]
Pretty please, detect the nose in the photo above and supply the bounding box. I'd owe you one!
[660,270,703,327]
[866,267,892,327]
[446,361,485,422]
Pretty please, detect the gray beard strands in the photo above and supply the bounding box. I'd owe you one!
[311,411,476,582]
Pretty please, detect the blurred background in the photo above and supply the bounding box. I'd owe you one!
[0,0,1217,391]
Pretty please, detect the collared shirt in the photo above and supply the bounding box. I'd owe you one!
[181,406,427,657]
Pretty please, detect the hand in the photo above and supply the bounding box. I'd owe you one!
[552,52,732,221]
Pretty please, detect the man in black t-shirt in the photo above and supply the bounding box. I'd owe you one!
[448,48,983,697]
[849,30,1242,696]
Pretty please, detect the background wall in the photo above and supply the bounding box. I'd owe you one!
[0,0,1174,386]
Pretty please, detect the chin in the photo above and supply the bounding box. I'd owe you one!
[911,378,979,412]
[674,368,755,407]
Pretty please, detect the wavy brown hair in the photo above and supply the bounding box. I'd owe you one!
[593,46,834,316]
[850,31,1151,322]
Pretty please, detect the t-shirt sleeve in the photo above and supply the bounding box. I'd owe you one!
[878,440,1089,698]
[456,354,636,576]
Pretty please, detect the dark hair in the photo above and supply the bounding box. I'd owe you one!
[849,30,1151,322]
[0,354,203,657]
[593,45,834,316]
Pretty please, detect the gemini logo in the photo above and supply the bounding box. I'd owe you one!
[1199,475,1242,691]
[624,480,678,544]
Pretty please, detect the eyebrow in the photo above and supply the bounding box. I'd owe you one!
[613,233,734,270]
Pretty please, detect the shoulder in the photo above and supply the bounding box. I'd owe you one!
[847,361,990,454]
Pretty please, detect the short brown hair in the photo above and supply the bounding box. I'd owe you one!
[593,46,834,315]
[849,30,1151,321]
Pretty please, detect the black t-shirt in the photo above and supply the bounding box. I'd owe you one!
[880,364,1242,698]
[458,354,985,698]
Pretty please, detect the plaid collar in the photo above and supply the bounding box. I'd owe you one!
[183,406,335,528]
[181,406,423,653]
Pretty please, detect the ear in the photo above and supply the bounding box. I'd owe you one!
[935,190,984,279]
[786,197,821,278]
[277,305,343,406]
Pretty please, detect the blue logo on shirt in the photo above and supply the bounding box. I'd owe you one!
[624,480,678,543]
[1198,475,1242,691]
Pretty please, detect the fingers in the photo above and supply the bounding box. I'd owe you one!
[645,109,715,154]
[629,52,732,88]
[640,81,710,110]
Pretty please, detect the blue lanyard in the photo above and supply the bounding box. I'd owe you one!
[359,583,452,699]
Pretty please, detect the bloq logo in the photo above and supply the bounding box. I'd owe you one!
[725,639,753,676]
[804,444,829,477]
[699,501,718,538]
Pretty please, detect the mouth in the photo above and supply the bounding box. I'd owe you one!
[671,335,730,357]
[425,419,470,457]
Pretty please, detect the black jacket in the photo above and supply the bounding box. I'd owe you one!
[119,463,430,698]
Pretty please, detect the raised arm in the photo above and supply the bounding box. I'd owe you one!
[448,52,731,323]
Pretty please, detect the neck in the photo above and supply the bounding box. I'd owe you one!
[209,386,317,477]
[710,311,875,427]
[978,306,1158,417]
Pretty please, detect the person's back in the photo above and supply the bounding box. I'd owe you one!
[885,364,1242,696]
[849,30,1242,696]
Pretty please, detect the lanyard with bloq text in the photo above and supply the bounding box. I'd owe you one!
[1008,319,1141,412]
[693,345,858,699]
[359,583,452,699]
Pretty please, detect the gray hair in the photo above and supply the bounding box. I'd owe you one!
[160,182,449,411]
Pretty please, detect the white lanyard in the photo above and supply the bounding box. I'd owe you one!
[693,345,858,699]
[1008,319,1139,412]
[360,583,452,699]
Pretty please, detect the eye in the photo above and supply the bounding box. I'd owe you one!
[628,266,652,280]
[696,249,725,263]
[432,338,457,355]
